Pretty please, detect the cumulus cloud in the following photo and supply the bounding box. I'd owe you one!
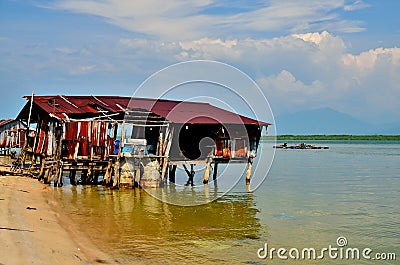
[113,31,400,121]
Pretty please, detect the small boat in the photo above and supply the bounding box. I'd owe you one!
[273,143,329,149]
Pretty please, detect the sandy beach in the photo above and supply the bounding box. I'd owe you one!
[0,171,117,265]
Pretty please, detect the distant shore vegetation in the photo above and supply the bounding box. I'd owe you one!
[263,135,400,141]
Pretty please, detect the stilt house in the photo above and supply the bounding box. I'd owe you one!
[15,95,270,187]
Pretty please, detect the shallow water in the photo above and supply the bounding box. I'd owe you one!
[51,141,399,264]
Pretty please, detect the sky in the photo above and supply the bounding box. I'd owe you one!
[0,0,399,125]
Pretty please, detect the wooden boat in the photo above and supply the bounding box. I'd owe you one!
[273,143,329,149]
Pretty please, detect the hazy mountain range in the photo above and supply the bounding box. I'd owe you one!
[274,107,399,135]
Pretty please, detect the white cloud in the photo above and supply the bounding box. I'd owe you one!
[70,65,97,75]
[48,0,368,40]
[344,0,369,11]
[112,32,400,121]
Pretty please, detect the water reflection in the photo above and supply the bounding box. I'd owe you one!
[55,185,263,264]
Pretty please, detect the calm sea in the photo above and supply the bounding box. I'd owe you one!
[51,141,400,264]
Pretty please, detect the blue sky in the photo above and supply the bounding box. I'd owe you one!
[0,0,399,125]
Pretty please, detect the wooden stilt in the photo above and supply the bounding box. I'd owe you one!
[93,170,99,184]
[213,162,218,180]
[70,170,77,185]
[43,168,51,184]
[81,169,88,185]
[103,160,113,186]
[48,166,56,184]
[38,156,45,181]
[160,127,173,181]
[169,165,177,183]
[54,164,63,187]
[113,159,120,188]
[203,157,211,184]
[134,167,141,187]
[87,166,94,184]
[58,167,63,187]
[246,157,254,184]
[184,164,195,186]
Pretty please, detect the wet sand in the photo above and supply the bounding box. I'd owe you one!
[0,172,117,265]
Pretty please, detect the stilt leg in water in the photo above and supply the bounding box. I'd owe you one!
[103,161,113,186]
[69,170,77,185]
[184,164,195,186]
[246,157,254,185]
[203,158,211,184]
[213,163,218,181]
[169,165,177,184]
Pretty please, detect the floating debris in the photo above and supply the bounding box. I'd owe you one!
[272,213,295,219]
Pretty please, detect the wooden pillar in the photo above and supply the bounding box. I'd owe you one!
[161,127,174,181]
[81,169,88,185]
[43,168,51,184]
[134,167,141,188]
[113,159,120,188]
[54,164,63,187]
[184,164,195,186]
[169,165,177,183]
[103,160,113,186]
[38,155,45,181]
[203,157,212,184]
[246,157,254,184]
[87,166,94,184]
[69,170,77,186]
[93,170,99,184]
[212,162,218,180]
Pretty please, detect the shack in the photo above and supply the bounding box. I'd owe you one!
[15,95,270,187]
[0,119,25,156]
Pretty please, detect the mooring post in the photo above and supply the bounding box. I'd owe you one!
[246,156,254,184]
[203,157,212,184]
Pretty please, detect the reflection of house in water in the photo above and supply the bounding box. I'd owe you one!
[15,95,270,187]
[64,186,262,243]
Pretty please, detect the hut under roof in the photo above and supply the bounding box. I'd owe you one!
[16,95,270,187]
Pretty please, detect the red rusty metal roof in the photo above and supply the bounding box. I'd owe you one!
[20,95,270,126]
[0,119,18,128]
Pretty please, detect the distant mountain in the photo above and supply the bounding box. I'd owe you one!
[275,107,383,135]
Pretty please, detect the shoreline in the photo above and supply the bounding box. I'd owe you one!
[0,173,117,265]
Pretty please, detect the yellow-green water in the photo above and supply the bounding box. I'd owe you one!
[50,141,399,264]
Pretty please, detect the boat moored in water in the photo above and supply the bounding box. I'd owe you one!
[273,143,329,149]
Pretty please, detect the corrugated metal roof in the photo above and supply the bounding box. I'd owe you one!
[20,95,270,126]
[0,119,18,128]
